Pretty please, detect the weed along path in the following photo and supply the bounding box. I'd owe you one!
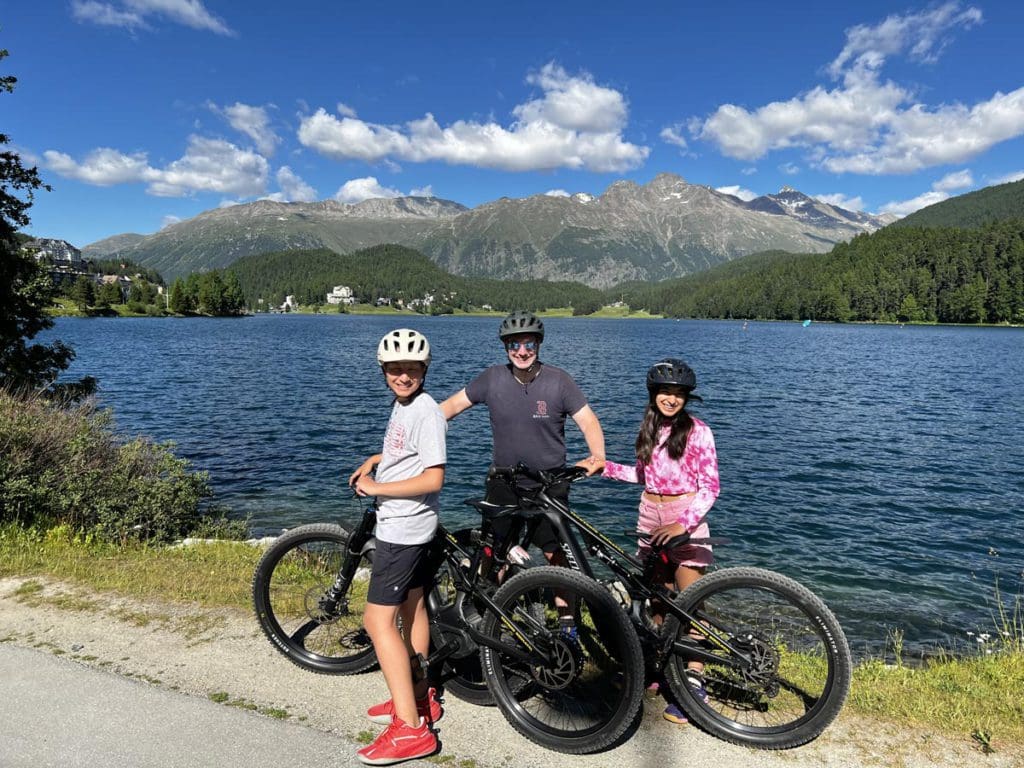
[0,576,1015,768]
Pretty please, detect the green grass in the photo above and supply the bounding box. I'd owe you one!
[2,522,1022,752]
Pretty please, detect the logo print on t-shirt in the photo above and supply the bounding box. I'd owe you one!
[534,400,548,418]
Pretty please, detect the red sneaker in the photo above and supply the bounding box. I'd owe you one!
[356,717,438,765]
[367,687,443,725]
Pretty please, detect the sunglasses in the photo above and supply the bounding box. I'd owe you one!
[505,340,538,352]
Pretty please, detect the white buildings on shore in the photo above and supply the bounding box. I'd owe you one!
[326,285,356,305]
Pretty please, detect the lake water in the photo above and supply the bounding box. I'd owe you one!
[44,315,1024,657]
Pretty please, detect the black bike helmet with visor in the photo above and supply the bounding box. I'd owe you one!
[498,311,545,342]
[646,358,702,401]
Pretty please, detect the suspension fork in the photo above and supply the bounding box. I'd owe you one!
[320,506,377,614]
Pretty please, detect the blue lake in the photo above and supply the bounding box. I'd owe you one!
[45,315,1024,657]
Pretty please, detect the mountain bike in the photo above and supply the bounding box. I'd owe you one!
[478,464,852,750]
[251,500,645,754]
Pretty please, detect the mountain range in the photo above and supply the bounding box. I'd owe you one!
[83,173,897,288]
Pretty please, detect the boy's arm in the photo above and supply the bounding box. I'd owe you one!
[440,389,473,420]
[355,465,445,497]
[348,454,382,488]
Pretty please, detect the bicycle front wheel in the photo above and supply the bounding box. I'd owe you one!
[662,567,851,749]
[480,567,644,754]
[252,523,377,674]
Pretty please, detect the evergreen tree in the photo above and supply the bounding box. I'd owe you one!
[0,45,93,398]
[71,275,96,310]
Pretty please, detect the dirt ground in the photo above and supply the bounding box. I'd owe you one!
[1,576,1018,768]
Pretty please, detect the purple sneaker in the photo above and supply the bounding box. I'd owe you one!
[663,702,690,724]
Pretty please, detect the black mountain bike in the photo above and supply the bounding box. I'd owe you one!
[251,500,645,754]
[477,464,853,750]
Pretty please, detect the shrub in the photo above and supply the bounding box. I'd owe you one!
[0,389,222,543]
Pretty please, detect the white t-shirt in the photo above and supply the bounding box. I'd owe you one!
[374,391,447,545]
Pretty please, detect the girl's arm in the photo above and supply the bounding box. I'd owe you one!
[601,458,643,484]
[678,423,720,528]
[354,465,445,498]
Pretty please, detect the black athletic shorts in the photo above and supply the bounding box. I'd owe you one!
[485,469,569,554]
[366,540,433,606]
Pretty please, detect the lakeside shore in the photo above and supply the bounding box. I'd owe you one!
[3,573,1018,768]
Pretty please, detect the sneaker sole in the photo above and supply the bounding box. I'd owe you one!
[356,743,439,765]
[663,712,690,725]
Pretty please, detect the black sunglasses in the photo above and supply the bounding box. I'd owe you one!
[505,340,538,352]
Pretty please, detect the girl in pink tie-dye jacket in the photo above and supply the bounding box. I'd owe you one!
[585,357,719,723]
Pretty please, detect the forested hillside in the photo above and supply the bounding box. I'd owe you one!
[228,243,604,312]
[616,220,1024,324]
[891,178,1024,229]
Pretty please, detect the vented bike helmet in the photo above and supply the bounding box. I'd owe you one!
[646,358,702,401]
[377,328,431,368]
[498,311,545,342]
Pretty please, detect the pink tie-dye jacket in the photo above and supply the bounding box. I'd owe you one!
[602,418,720,530]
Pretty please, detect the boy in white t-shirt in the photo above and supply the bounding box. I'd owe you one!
[349,329,447,765]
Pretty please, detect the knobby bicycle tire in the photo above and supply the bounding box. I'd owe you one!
[661,566,851,749]
[479,567,645,754]
[252,523,378,675]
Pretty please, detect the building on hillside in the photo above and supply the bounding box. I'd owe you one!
[25,238,84,268]
[100,274,133,301]
[326,285,356,305]
[281,295,296,312]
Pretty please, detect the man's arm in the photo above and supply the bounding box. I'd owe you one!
[440,389,474,421]
[571,404,606,475]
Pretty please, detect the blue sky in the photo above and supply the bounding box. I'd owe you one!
[6,1,1024,247]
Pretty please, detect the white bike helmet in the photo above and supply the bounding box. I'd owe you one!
[377,328,431,367]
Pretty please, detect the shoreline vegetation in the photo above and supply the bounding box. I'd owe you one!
[45,301,1023,328]
[1,389,1022,756]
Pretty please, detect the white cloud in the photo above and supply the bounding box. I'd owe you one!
[44,136,268,197]
[410,185,434,197]
[71,0,234,35]
[545,189,571,197]
[778,162,800,175]
[336,102,358,118]
[879,168,976,216]
[269,166,317,202]
[933,169,974,192]
[991,170,1024,185]
[880,189,950,217]
[44,147,151,185]
[715,185,757,201]
[161,214,182,229]
[212,102,280,157]
[689,3,1024,176]
[334,177,403,203]
[660,124,688,150]
[828,2,982,80]
[813,193,865,211]
[298,63,648,173]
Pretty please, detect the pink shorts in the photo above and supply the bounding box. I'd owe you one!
[636,497,713,569]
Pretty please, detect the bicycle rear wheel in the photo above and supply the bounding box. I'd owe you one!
[662,567,851,749]
[480,567,644,754]
[252,523,377,674]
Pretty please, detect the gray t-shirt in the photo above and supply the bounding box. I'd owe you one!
[375,392,447,545]
[464,363,587,470]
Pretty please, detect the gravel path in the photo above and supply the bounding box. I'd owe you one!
[0,576,1014,768]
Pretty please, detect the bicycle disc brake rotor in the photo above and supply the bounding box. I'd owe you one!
[304,585,346,623]
[531,636,580,690]
[733,631,781,697]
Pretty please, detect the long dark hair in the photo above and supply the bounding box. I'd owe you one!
[635,395,694,463]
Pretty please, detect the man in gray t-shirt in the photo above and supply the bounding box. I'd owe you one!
[441,311,605,557]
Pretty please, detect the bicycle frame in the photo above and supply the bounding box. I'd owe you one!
[500,477,755,670]
[338,500,562,671]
